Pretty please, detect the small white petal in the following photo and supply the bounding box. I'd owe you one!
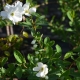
[1,11,7,19]
[43,64,47,68]
[37,62,43,67]
[36,71,45,77]
[14,1,23,7]
[29,7,36,14]
[23,3,30,10]
[40,71,46,77]
[36,72,41,77]
[44,68,48,75]
[33,67,40,71]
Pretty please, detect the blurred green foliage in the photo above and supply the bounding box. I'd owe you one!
[0,0,80,80]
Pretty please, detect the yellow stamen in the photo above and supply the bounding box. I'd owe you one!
[40,67,44,72]
[11,13,14,16]
[25,10,29,13]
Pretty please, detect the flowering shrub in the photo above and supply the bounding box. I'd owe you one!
[1,1,36,24]
[0,0,80,80]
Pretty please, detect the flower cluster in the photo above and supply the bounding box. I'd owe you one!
[33,62,48,78]
[0,1,36,24]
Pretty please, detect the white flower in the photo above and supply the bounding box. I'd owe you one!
[7,6,23,24]
[0,1,37,24]
[0,1,23,24]
[33,62,48,78]
[23,2,36,16]
[1,4,14,19]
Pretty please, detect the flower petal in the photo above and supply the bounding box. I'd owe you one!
[1,11,7,19]
[13,14,22,22]
[7,14,13,21]
[33,67,40,71]
[36,71,45,77]
[15,6,23,14]
[4,4,10,10]
[40,71,46,77]
[43,64,47,68]
[36,72,41,77]
[44,68,48,75]
[29,7,36,14]
[4,4,14,12]
[14,1,23,7]
[37,62,43,67]
[23,3,30,10]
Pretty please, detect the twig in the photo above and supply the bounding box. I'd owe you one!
[1,0,6,7]
[6,26,10,36]
[10,25,14,35]
[69,61,75,69]
[1,0,11,36]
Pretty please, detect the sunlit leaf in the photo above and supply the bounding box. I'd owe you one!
[14,50,24,63]
[64,52,74,60]
[23,31,29,38]
[56,44,62,53]
[1,57,8,66]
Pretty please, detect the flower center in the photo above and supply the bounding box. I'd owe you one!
[25,10,29,13]
[11,12,14,16]
[40,67,44,72]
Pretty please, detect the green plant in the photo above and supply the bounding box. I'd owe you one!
[0,0,80,80]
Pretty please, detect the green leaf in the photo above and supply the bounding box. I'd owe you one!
[76,57,80,72]
[35,15,48,26]
[19,20,32,27]
[67,10,75,21]
[8,34,18,42]
[65,28,73,32]
[49,41,55,46]
[4,51,10,57]
[56,44,62,53]
[14,50,24,63]
[45,46,53,55]
[44,37,50,45]
[39,15,46,19]
[60,70,70,78]
[1,57,8,66]
[15,66,22,79]
[27,54,33,64]
[69,21,73,26]
[1,67,6,74]
[36,20,48,26]
[67,11,73,21]
[73,45,80,52]
[26,0,32,3]
[64,52,74,60]
[76,61,80,72]
[7,63,15,76]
